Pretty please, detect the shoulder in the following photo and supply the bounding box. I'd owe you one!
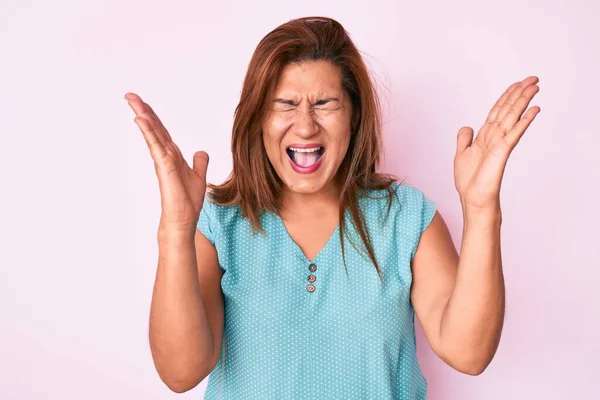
[394,182,436,216]
[197,192,245,243]
[359,182,437,247]
[359,181,435,216]
[201,193,245,229]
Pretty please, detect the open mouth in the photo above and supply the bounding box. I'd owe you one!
[286,146,325,168]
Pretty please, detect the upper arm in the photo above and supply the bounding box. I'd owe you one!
[194,227,225,375]
[410,210,459,360]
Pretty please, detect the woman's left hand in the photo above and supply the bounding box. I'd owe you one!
[454,76,541,212]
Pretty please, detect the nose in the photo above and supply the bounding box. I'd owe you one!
[292,109,319,138]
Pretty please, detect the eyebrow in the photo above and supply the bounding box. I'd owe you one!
[272,97,339,106]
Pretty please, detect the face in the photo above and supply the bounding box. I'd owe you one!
[262,60,353,196]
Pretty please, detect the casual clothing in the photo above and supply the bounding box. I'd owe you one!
[197,182,437,399]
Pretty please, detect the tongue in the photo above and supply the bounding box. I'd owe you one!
[294,151,318,167]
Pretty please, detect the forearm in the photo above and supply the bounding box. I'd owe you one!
[439,203,505,374]
[149,228,214,391]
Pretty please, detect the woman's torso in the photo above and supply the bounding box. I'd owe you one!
[197,182,436,399]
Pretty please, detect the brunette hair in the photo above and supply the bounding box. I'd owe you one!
[208,16,400,278]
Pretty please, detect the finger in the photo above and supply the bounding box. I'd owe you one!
[498,84,539,135]
[494,76,539,123]
[124,93,148,117]
[124,93,167,147]
[504,106,541,149]
[143,102,186,163]
[134,116,168,162]
[456,126,474,157]
[144,102,174,143]
[192,151,210,183]
[485,82,520,123]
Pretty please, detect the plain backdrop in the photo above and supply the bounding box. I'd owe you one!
[2,0,599,398]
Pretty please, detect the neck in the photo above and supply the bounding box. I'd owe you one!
[280,181,342,219]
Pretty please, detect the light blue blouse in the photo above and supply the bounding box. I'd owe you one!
[197,182,437,399]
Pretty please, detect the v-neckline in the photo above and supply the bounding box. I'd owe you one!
[272,212,340,263]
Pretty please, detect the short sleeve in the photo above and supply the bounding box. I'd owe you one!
[412,188,436,260]
[420,194,437,234]
[395,183,437,261]
[197,195,215,245]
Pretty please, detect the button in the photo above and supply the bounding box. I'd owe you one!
[308,263,317,272]
[306,284,315,293]
[308,274,316,283]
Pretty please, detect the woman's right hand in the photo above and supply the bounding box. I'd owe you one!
[125,93,209,234]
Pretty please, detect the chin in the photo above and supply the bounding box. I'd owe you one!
[283,178,329,194]
[278,163,339,196]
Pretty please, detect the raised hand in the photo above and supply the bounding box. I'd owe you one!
[125,93,210,233]
[453,76,541,211]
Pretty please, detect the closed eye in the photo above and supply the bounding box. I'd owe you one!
[273,98,297,112]
[273,98,297,106]
[273,106,296,112]
[313,98,340,109]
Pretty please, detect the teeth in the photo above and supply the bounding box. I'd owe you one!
[288,147,322,153]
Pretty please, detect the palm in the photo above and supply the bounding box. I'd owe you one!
[125,93,209,228]
[453,76,541,210]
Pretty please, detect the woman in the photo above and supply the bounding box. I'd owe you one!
[125,17,540,399]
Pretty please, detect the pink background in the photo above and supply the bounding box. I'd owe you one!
[3,0,599,398]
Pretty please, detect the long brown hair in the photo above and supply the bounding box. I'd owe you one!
[209,16,400,279]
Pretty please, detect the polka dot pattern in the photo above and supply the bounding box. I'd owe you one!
[197,182,436,399]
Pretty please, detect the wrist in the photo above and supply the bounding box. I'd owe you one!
[460,201,502,226]
[158,220,197,239]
